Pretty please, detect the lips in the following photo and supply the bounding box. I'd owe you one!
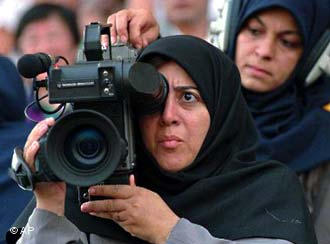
[158,135,183,149]
[245,65,272,77]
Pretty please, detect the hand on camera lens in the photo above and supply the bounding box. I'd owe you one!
[24,118,66,216]
[107,9,160,49]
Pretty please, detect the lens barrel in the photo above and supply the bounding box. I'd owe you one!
[43,109,126,186]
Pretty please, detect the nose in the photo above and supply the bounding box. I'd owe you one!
[255,36,275,60]
[160,95,179,126]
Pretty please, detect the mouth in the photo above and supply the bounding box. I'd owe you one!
[158,135,183,149]
[172,1,190,9]
[245,65,272,77]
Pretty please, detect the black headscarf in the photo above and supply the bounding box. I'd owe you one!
[227,0,330,172]
[66,36,316,243]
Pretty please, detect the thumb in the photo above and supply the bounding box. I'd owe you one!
[129,174,136,186]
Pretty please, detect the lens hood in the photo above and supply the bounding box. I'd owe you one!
[43,109,126,186]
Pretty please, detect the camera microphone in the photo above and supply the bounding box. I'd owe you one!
[17,52,54,78]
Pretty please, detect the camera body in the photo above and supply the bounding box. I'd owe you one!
[33,23,167,190]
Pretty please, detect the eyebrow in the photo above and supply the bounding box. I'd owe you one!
[254,16,266,27]
[253,16,301,36]
[173,85,199,91]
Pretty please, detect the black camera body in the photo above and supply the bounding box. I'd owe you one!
[31,23,167,190]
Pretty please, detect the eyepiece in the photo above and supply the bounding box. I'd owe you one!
[128,62,168,114]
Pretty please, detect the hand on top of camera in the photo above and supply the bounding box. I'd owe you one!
[81,175,179,244]
[23,117,66,216]
[107,9,160,49]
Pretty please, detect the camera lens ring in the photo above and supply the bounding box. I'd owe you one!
[76,138,101,159]
[65,126,107,169]
[45,109,124,186]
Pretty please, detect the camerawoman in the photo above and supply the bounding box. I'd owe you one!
[10,23,168,202]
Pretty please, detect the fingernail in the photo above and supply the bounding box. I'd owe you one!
[45,117,54,123]
[81,203,87,211]
[111,35,116,44]
[120,35,127,43]
[88,187,95,194]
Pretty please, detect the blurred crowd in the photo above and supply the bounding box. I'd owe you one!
[0,0,217,60]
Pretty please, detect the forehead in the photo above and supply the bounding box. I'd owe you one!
[23,14,69,31]
[249,8,299,29]
[157,61,197,87]
[165,0,207,5]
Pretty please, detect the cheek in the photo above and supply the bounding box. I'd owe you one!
[276,53,301,82]
[235,35,250,68]
[139,116,158,149]
[187,111,210,151]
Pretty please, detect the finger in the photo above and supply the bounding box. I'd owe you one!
[81,199,127,213]
[24,141,39,172]
[24,118,55,151]
[142,37,151,49]
[88,184,134,199]
[23,118,55,165]
[141,24,160,48]
[101,35,109,49]
[128,26,143,49]
[128,19,142,48]
[107,14,117,44]
[24,123,45,152]
[129,175,136,187]
[89,211,128,222]
[89,211,109,219]
[113,211,127,222]
[115,10,129,43]
[128,9,159,48]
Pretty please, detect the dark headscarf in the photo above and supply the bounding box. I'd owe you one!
[0,56,33,240]
[66,36,316,243]
[227,0,330,172]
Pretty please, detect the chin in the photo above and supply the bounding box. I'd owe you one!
[241,78,269,93]
[157,159,185,173]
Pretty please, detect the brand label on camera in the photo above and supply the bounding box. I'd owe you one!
[57,80,96,88]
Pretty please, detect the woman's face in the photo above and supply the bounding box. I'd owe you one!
[235,8,303,92]
[139,61,211,172]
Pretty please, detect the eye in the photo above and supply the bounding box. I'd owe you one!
[280,39,302,49]
[247,27,262,36]
[182,92,197,103]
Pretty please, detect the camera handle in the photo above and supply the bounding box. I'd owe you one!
[84,22,112,61]
[8,147,49,191]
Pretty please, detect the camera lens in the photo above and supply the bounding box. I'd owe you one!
[77,132,101,159]
[64,127,107,170]
[75,128,103,159]
[45,109,125,186]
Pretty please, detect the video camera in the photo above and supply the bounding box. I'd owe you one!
[12,23,168,198]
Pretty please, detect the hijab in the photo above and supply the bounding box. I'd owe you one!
[0,56,33,240]
[227,0,330,172]
[66,36,316,243]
